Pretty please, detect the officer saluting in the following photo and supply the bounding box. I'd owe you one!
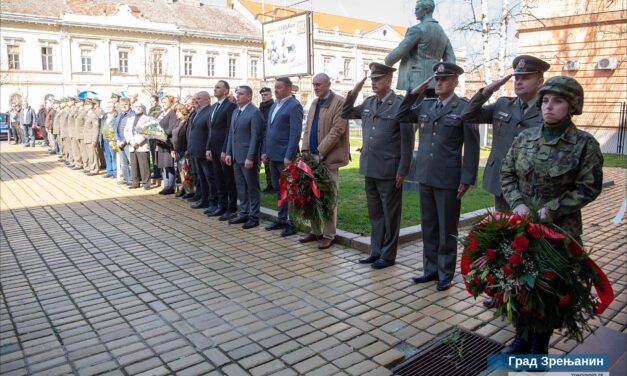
[342,62,414,270]
[461,55,550,211]
[396,62,480,291]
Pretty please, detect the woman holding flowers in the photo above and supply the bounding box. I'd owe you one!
[156,95,178,195]
[499,76,604,354]
[171,104,193,197]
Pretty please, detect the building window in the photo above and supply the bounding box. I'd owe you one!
[119,51,129,73]
[343,59,352,78]
[81,49,92,72]
[184,55,193,76]
[250,59,258,78]
[323,57,331,74]
[207,56,215,77]
[229,58,236,78]
[152,52,163,75]
[41,47,53,71]
[7,45,19,70]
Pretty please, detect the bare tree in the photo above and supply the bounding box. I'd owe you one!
[481,0,491,85]
[497,0,510,95]
[139,52,171,97]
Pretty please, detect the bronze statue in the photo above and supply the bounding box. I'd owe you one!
[384,0,456,91]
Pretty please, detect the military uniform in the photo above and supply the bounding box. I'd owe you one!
[52,105,62,157]
[462,55,550,210]
[84,100,101,174]
[341,63,414,263]
[397,62,480,287]
[75,103,88,171]
[58,101,71,163]
[68,103,81,168]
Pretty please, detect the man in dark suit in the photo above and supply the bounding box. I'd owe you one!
[206,80,238,220]
[342,63,414,269]
[224,86,264,229]
[396,62,480,291]
[186,91,215,209]
[258,87,275,192]
[261,77,304,237]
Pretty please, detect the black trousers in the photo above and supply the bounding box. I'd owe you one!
[130,152,151,187]
[212,153,238,212]
[192,157,217,205]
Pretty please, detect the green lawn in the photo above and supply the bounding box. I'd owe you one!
[603,153,627,168]
[260,155,494,235]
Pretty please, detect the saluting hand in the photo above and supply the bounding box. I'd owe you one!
[352,75,368,94]
[410,75,434,96]
[484,74,513,95]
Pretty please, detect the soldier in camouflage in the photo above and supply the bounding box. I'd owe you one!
[500,76,604,355]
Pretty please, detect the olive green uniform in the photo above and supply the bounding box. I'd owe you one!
[84,108,100,173]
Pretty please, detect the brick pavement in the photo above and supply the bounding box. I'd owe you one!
[1,143,625,375]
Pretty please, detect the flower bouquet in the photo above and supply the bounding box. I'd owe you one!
[135,118,167,142]
[279,153,336,235]
[101,121,119,152]
[459,211,614,342]
[180,158,194,190]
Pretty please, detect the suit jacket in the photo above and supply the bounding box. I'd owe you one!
[262,96,303,162]
[384,17,456,91]
[342,90,414,179]
[461,88,542,196]
[124,115,150,152]
[207,99,237,154]
[19,107,36,126]
[187,105,212,158]
[226,104,263,164]
[397,93,480,190]
[301,92,350,170]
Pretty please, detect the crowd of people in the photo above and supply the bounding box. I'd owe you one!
[7,52,604,355]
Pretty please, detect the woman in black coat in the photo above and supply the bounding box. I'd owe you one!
[171,104,193,197]
[156,95,178,195]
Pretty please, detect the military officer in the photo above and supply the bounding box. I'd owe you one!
[461,55,550,211]
[76,99,91,173]
[93,99,107,170]
[341,62,414,269]
[52,99,63,158]
[58,98,71,164]
[68,98,81,169]
[84,99,101,175]
[396,62,480,291]
[111,93,122,112]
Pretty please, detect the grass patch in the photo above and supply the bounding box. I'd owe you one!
[260,154,494,235]
[603,153,627,168]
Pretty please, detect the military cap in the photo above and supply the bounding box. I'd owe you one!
[259,87,271,94]
[111,93,121,99]
[85,99,95,104]
[512,55,550,75]
[432,62,464,77]
[369,62,396,78]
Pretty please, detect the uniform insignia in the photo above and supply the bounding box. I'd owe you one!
[364,109,371,114]
[437,64,445,73]
[446,114,461,120]
[517,59,526,69]
[498,111,509,117]
[451,101,458,108]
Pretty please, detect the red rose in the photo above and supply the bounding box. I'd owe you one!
[559,295,572,306]
[519,306,530,314]
[508,253,523,266]
[510,214,524,225]
[501,265,514,276]
[543,271,557,280]
[493,293,504,300]
[512,236,530,252]
[485,274,495,285]
[466,237,480,252]
[472,275,481,285]
[532,311,545,320]
[485,248,497,259]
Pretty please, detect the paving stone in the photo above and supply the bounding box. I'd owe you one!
[250,359,288,376]
[202,348,231,367]
[372,349,404,367]
[293,355,327,374]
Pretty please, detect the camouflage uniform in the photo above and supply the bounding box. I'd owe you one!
[501,122,603,236]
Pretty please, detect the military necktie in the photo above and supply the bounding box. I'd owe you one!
[376,100,383,111]
[521,102,528,117]
[436,101,443,114]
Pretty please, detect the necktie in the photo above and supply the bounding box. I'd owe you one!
[234,109,242,123]
[521,102,528,117]
[376,100,383,110]
[436,101,443,113]
[211,101,221,122]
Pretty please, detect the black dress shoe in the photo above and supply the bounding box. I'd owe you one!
[412,274,438,284]
[228,216,248,224]
[218,212,235,221]
[280,225,297,237]
[129,185,140,189]
[175,190,186,198]
[159,187,175,195]
[191,201,209,209]
[242,220,259,229]
[183,192,196,199]
[208,208,226,217]
[372,259,395,269]
[358,256,378,264]
[186,195,200,202]
[483,298,495,308]
[265,221,286,231]
[436,280,452,291]
[143,185,152,190]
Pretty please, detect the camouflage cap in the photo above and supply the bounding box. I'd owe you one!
[537,76,584,115]
[512,55,550,75]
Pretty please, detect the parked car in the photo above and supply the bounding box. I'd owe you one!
[0,113,9,141]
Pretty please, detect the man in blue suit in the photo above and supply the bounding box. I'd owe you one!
[224,86,264,229]
[261,77,304,237]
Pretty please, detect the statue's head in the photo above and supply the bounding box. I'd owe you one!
[415,0,435,20]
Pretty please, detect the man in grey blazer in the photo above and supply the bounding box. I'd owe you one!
[225,86,263,229]
[384,0,455,92]
[396,62,480,291]
[342,63,414,270]
[261,77,304,237]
